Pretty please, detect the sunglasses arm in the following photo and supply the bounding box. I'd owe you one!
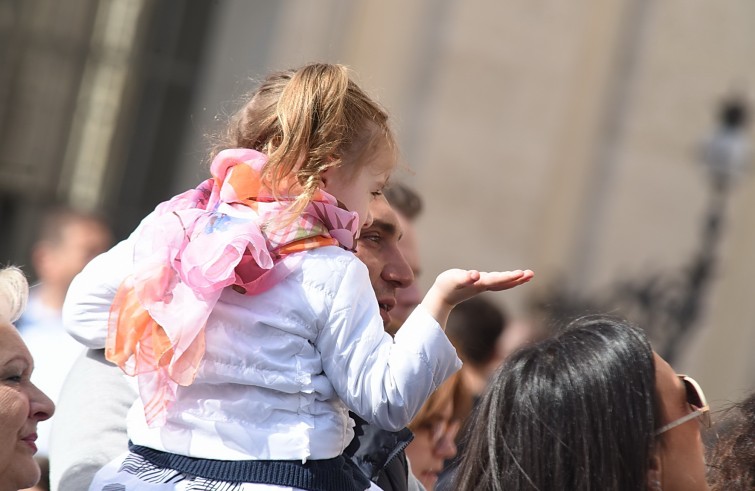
[654,406,709,436]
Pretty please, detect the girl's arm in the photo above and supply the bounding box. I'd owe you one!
[62,234,135,348]
[420,268,534,329]
[316,260,532,431]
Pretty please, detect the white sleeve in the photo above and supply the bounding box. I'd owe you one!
[315,258,462,432]
[62,235,135,349]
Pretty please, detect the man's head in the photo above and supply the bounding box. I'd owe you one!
[31,207,113,309]
[355,195,414,335]
[383,183,423,331]
[446,296,508,371]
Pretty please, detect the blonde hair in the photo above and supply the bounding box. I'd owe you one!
[0,266,29,324]
[213,63,396,220]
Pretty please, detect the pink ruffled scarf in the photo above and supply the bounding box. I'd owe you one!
[106,148,359,426]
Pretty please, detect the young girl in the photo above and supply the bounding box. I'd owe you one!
[63,63,533,491]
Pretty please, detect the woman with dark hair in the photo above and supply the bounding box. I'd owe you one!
[453,315,710,491]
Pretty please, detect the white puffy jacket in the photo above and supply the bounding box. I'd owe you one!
[63,232,461,462]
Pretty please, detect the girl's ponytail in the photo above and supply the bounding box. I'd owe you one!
[266,64,351,218]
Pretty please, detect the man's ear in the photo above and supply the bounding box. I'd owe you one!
[648,449,663,491]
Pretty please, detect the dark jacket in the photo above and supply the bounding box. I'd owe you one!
[344,413,414,491]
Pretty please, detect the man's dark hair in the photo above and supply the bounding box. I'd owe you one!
[446,296,507,368]
[454,315,658,491]
[384,182,422,220]
[36,205,111,246]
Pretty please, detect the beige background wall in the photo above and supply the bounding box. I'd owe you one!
[159,0,755,410]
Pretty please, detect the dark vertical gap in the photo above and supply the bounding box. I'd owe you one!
[105,0,220,239]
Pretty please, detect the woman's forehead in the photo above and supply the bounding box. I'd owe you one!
[653,352,687,410]
[0,322,31,364]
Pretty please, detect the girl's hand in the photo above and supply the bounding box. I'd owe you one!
[421,269,534,329]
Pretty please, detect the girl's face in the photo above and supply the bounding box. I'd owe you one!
[0,322,54,490]
[321,141,395,234]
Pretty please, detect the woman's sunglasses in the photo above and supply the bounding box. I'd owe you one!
[655,374,711,436]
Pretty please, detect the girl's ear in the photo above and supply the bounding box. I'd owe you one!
[319,167,331,188]
[319,157,341,189]
[648,449,663,491]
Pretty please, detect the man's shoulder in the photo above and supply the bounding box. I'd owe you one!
[375,452,410,491]
[344,413,413,491]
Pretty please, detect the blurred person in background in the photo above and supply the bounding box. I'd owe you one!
[15,206,112,482]
[706,391,755,490]
[404,372,463,491]
[383,182,423,335]
[445,296,512,424]
[0,266,56,491]
[454,315,710,491]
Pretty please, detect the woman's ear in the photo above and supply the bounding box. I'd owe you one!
[648,448,663,491]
